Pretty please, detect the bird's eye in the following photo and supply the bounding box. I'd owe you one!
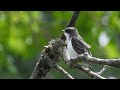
[65,29,70,33]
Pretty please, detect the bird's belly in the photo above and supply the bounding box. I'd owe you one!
[67,40,78,58]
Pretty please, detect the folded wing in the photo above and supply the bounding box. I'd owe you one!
[71,37,91,55]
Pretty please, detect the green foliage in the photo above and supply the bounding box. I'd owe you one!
[0,11,120,79]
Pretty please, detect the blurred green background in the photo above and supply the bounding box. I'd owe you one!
[0,11,120,79]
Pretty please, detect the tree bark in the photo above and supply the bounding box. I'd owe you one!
[30,11,80,79]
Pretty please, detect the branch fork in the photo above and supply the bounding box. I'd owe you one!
[30,11,119,79]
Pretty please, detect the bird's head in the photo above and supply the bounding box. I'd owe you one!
[62,27,78,38]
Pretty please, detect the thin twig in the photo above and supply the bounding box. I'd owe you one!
[54,64,74,79]
[98,65,109,75]
[75,64,106,79]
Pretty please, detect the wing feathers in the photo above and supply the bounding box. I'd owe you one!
[71,37,91,54]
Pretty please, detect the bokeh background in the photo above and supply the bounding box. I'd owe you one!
[0,11,120,79]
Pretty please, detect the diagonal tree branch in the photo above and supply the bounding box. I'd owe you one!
[30,11,80,79]
[30,39,64,79]
[60,11,80,40]
[75,64,106,79]
[66,11,80,27]
[53,64,74,79]
[97,65,109,75]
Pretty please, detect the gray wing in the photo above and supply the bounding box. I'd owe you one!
[78,35,91,48]
[71,37,91,55]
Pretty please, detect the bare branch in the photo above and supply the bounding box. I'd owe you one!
[30,55,50,79]
[75,64,106,79]
[30,11,120,79]
[53,64,74,79]
[97,65,109,75]
[66,11,80,27]
[62,47,106,79]
[30,39,64,79]
[30,38,120,79]
[70,54,120,69]
[30,11,80,79]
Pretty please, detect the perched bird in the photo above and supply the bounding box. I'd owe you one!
[62,27,92,69]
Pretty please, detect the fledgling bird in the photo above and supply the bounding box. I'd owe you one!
[62,27,92,69]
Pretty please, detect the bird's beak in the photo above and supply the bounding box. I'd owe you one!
[62,30,65,32]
